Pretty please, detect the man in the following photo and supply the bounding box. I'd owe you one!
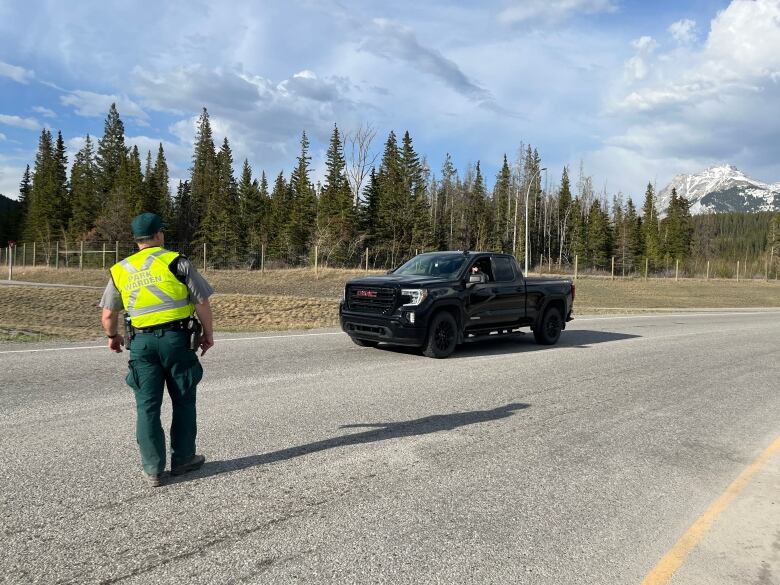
[100,212,215,487]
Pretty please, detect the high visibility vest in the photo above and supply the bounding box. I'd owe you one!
[110,247,194,328]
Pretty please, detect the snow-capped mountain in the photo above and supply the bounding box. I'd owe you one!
[657,165,780,215]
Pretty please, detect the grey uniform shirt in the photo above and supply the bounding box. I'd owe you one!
[99,254,214,311]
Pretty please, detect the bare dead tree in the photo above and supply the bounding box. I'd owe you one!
[343,123,378,207]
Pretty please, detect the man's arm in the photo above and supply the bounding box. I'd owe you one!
[99,279,125,353]
[101,308,125,353]
[194,300,214,356]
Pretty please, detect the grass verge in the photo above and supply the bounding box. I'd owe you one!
[1,269,778,342]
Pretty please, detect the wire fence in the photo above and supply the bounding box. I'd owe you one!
[1,241,778,282]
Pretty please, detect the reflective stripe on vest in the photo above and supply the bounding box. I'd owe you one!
[110,247,195,327]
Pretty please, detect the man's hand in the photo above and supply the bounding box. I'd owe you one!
[199,332,214,356]
[108,334,125,353]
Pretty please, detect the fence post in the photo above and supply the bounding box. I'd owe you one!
[32,242,36,268]
[766,257,769,281]
[14,243,18,267]
[203,242,207,271]
[261,243,265,276]
[7,245,12,280]
[574,255,578,280]
[65,241,69,268]
[102,243,106,270]
[79,241,84,270]
[55,242,60,269]
[314,245,319,279]
[645,257,648,280]
[22,243,26,267]
[675,259,679,282]
[736,260,740,282]
[115,241,119,264]
[611,256,615,280]
[365,248,369,272]
[706,260,710,281]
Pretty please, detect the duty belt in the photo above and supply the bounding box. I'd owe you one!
[134,319,190,333]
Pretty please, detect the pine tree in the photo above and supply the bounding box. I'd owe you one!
[53,131,70,233]
[190,108,217,230]
[171,180,195,245]
[399,131,431,253]
[557,166,573,264]
[18,164,32,225]
[376,131,406,264]
[96,103,127,199]
[317,125,355,262]
[587,199,612,269]
[492,155,512,251]
[463,161,490,250]
[24,129,58,245]
[198,137,243,265]
[69,135,99,238]
[641,182,661,268]
[116,145,144,216]
[268,171,291,259]
[286,131,316,261]
[360,168,380,250]
[625,197,643,273]
[569,198,587,266]
[152,143,171,221]
[661,187,693,261]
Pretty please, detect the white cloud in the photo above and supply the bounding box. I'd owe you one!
[60,90,148,124]
[0,60,34,84]
[0,114,40,131]
[624,36,658,81]
[0,133,6,141]
[669,19,697,44]
[499,0,618,24]
[596,0,780,193]
[32,106,57,119]
[0,164,25,198]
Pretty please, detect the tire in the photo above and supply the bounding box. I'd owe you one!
[422,311,458,358]
[533,306,563,345]
[351,337,379,348]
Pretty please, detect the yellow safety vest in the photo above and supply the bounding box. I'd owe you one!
[110,247,194,328]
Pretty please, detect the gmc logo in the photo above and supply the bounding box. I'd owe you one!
[356,289,377,298]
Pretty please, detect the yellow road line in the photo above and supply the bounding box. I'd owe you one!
[641,435,780,585]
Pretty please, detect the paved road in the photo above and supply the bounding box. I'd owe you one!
[1,312,779,584]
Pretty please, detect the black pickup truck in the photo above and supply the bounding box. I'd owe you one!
[339,251,575,358]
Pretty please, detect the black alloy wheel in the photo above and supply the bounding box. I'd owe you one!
[423,311,458,358]
[533,307,563,345]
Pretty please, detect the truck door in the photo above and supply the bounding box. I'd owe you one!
[464,256,500,328]
[490,255,526,325]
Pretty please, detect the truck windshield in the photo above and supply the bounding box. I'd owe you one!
[393,254,466,277]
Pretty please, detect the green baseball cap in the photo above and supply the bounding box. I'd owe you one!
[131,212,164,237]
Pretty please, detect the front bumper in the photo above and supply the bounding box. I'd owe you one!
[339,305,428,347]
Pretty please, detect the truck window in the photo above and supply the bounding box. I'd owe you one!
[493,257,516,282]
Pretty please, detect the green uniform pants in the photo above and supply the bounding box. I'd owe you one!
[125,329,203,475]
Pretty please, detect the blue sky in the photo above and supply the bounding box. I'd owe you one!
[1,0,779,202]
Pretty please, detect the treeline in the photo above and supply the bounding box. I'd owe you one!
[10,103,780,270]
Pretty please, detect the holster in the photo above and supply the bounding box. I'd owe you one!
[186,318,202,351]
[123,313,136,350]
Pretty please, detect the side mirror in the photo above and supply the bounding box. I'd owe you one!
[467,273,487,287]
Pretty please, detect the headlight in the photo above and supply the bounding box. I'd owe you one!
[401,288,428,306]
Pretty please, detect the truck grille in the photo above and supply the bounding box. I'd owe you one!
[347,286,397,314]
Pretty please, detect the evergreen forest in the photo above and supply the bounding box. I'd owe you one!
[5,104,780,274]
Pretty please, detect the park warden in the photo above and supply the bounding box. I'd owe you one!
[100,212,215,487]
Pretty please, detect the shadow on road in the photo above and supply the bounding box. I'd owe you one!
[172,402,530,484]
[376,329,640,359]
